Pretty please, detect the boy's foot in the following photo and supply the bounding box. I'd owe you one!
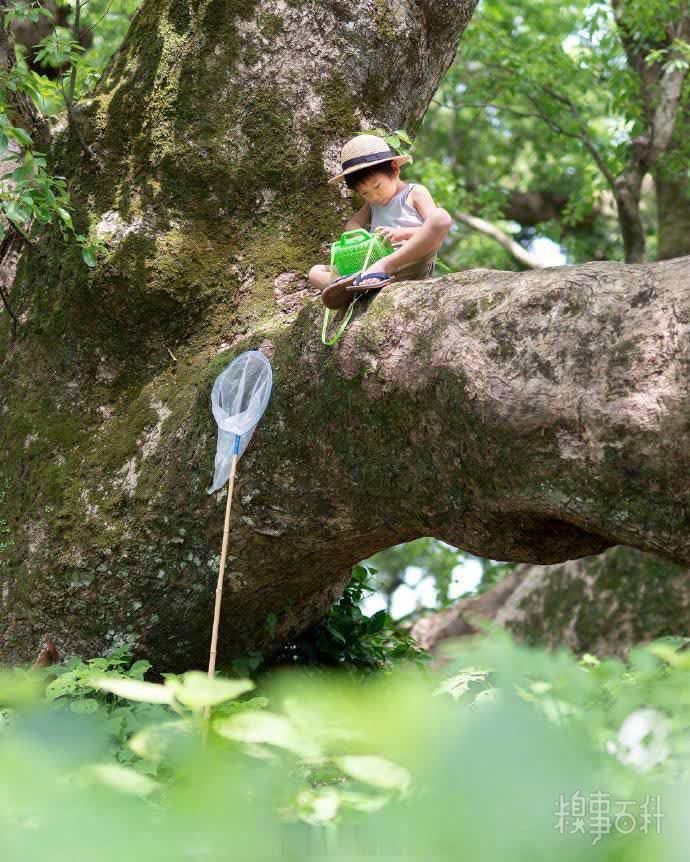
[354,263,394,287]
[347,270,395,291]
[328,272,358,288]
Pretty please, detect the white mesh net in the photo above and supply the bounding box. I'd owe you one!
[207,350,272,494]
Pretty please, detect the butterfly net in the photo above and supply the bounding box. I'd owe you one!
[207,350,272,494]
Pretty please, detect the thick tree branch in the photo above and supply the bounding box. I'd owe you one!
[411,546,689,660]
[6,252,690,669]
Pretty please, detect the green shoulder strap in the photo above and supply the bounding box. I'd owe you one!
[321,297,358,346]
[321,234,377,347]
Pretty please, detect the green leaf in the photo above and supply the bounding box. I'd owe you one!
[56,206,73,227]
[7,125,32,147]
[70,698,99,714]
[339,790,389,813]
[335,755,411,792]
[214,711,322,759]
[45,672,80,701]
[128,660,151,678]
[3,201,30,225]
[294,787,340,824]
[129,719,191,761]
[93,677,174,704]
[81,246,98,267]
[167,671,254,710]
[83,763,159,796]
[435,667,491,700]
[368,610,387,634]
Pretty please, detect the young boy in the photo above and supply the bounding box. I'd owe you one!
[309,134,453,309]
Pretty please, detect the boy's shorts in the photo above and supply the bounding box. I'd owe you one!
[389,248,437,281]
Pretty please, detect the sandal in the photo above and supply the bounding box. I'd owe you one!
[320,269,394,309]
[345,271,395,292]
[321,270,363,309]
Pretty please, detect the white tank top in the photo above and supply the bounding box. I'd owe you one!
[370,183,423,230]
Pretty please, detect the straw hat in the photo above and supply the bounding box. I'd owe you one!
[328,134,413,184]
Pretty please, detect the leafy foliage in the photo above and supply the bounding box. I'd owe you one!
[276,565,429,670]
[3,630,690,857]
[1,0,140,269]
[410,0,690,268]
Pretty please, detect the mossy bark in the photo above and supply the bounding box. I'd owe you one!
[0,0,480,668]
[411,547,689,661]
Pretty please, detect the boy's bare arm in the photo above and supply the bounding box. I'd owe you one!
[373,225,422,243]
[344,201,371,232]
[409,185,438,221]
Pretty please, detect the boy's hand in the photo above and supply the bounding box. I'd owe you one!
[374,226,411,244]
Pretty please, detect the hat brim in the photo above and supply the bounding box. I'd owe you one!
[328,154,413,185]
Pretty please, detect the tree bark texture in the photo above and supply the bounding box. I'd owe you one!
[656,169,690,262]
[411,546,689,661]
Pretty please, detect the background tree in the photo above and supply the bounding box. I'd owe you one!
[414,0,690,268]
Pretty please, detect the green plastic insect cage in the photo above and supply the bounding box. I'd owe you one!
[330,229,393,275]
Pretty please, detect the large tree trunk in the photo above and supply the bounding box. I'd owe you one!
[1,2,689,672]
[411,546,689,660]
[0,0,479,668]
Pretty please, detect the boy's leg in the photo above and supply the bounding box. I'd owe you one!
[312,264,356,309]
[308,264,337,291]
[358,208,452,286]
[390,251,437,282]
